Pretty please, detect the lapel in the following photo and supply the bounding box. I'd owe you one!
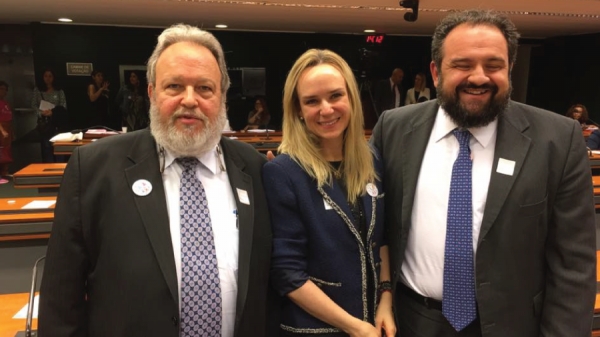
[399,102,438,235]
[219,137,254,329]
[478,102,531,245]
[318,180,374,249]
[123,130,178,306]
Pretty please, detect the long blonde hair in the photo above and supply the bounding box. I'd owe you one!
[279,49,377,202]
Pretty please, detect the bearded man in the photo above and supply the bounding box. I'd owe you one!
[39,24,277,337]
[371,9,595,337]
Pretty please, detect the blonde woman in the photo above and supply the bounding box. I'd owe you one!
[262,49,395,337]
[405,72,430,105]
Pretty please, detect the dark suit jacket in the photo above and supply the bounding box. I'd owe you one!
[39,129,277,337]
[371,100,596,337]
[373,78,403,117]
[262,153,385,333]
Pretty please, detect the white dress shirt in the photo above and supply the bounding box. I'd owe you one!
[400,106,497,300]
[162,146,238,337]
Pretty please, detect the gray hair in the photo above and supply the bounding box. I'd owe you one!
[146,24,230,97]
[431,10,520,70]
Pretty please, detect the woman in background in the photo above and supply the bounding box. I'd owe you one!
[0,81,12,179]
[32,68,68,163]
[404,72,430,105]
[263,49,395,336]
[566,104,595,129]
[243,96,271,131]
[88,70,110,127]
[116,71,149,131]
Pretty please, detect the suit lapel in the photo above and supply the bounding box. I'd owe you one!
[220,138,254,330]
[400,102,438,235]
[478,104,531,244]
[124,130,178,306]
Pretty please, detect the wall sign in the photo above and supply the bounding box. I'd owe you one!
[66,63,93,76]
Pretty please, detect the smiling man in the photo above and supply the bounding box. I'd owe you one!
[371,9,596,337]
[39,24,277,337]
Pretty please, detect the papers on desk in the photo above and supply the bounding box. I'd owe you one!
[246,129,275,133]
[22,200,56,209]
[591,150,600,155]
[50,132,83,142]
[86,129,118,135]
[39,100,55,111]
[13,294,39,319]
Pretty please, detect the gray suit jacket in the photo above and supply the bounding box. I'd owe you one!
[39,129,277,337]
[371,100,596,337]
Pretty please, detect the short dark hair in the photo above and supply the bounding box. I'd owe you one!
[0,81,7,89]
[431,10,520,70]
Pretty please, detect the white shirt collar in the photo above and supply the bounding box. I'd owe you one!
[162,146,222,175]
[432,106,498,149]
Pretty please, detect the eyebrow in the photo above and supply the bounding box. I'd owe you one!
[450,57,507,64]
[300,87,345,100]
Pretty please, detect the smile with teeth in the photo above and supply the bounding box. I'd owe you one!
[318,118,340,126]
[463,88,489,95]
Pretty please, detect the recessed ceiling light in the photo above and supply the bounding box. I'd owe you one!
[58,18,73,22]
[215,24,228,29]
[364,29,376,33]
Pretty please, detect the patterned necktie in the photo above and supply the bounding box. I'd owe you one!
[442,130,477,331]
[178,157,222,337]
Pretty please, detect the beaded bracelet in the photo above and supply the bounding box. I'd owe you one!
[378,281,392,295]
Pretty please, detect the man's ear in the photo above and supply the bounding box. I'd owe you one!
[430,61,440,87]
[148,84,154,102]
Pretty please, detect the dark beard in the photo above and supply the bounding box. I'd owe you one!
[437,79,511,128]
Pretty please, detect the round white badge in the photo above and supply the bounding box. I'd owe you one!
[366,183,378,197]
[132,179,153,197]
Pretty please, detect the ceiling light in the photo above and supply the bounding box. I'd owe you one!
[215,24,228,28]
[364,29,376,33]
[58,18,73,22]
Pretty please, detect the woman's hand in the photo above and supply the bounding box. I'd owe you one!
[41,109,52,117]
[347,320,381,337]
[102,81,110,91]
[375,292,396,337]
[1,129,8,138]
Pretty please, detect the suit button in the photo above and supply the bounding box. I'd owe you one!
[172,316,178,326]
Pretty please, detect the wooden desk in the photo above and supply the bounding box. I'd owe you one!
[53,139,93,155]
[590,154,600,169]
[0,292,37,337]
[0,197,55,240]
[13,163,66,189]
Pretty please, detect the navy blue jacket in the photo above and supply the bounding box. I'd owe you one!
[586,129,600,150]
[262,152,385,334]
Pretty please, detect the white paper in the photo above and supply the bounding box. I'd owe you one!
[236,188,250,205]
[21,200,56,209]
[39,100,55,111]
[50,132,82,143]
[246,129,275,133]
[496,158,516,176]
[13,294,38,319]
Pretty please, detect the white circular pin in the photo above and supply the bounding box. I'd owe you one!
[132,179,153,196]
[366,183,378,197]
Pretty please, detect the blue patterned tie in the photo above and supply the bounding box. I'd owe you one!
[442,130,477,331]
[178,157,222,337]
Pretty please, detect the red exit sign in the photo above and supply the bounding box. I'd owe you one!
[366,35,385,44]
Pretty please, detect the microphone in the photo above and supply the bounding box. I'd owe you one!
[15,255,45,337]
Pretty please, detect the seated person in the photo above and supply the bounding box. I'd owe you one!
[566,104,596,129]
[243,96,270,131]
[587,129,600,150]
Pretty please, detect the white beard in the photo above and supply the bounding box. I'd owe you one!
[149,101,226,158]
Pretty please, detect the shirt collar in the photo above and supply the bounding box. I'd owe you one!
[162,145,222,175]
[432,105,498,148]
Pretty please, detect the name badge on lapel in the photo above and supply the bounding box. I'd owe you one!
[237,188,250,205]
